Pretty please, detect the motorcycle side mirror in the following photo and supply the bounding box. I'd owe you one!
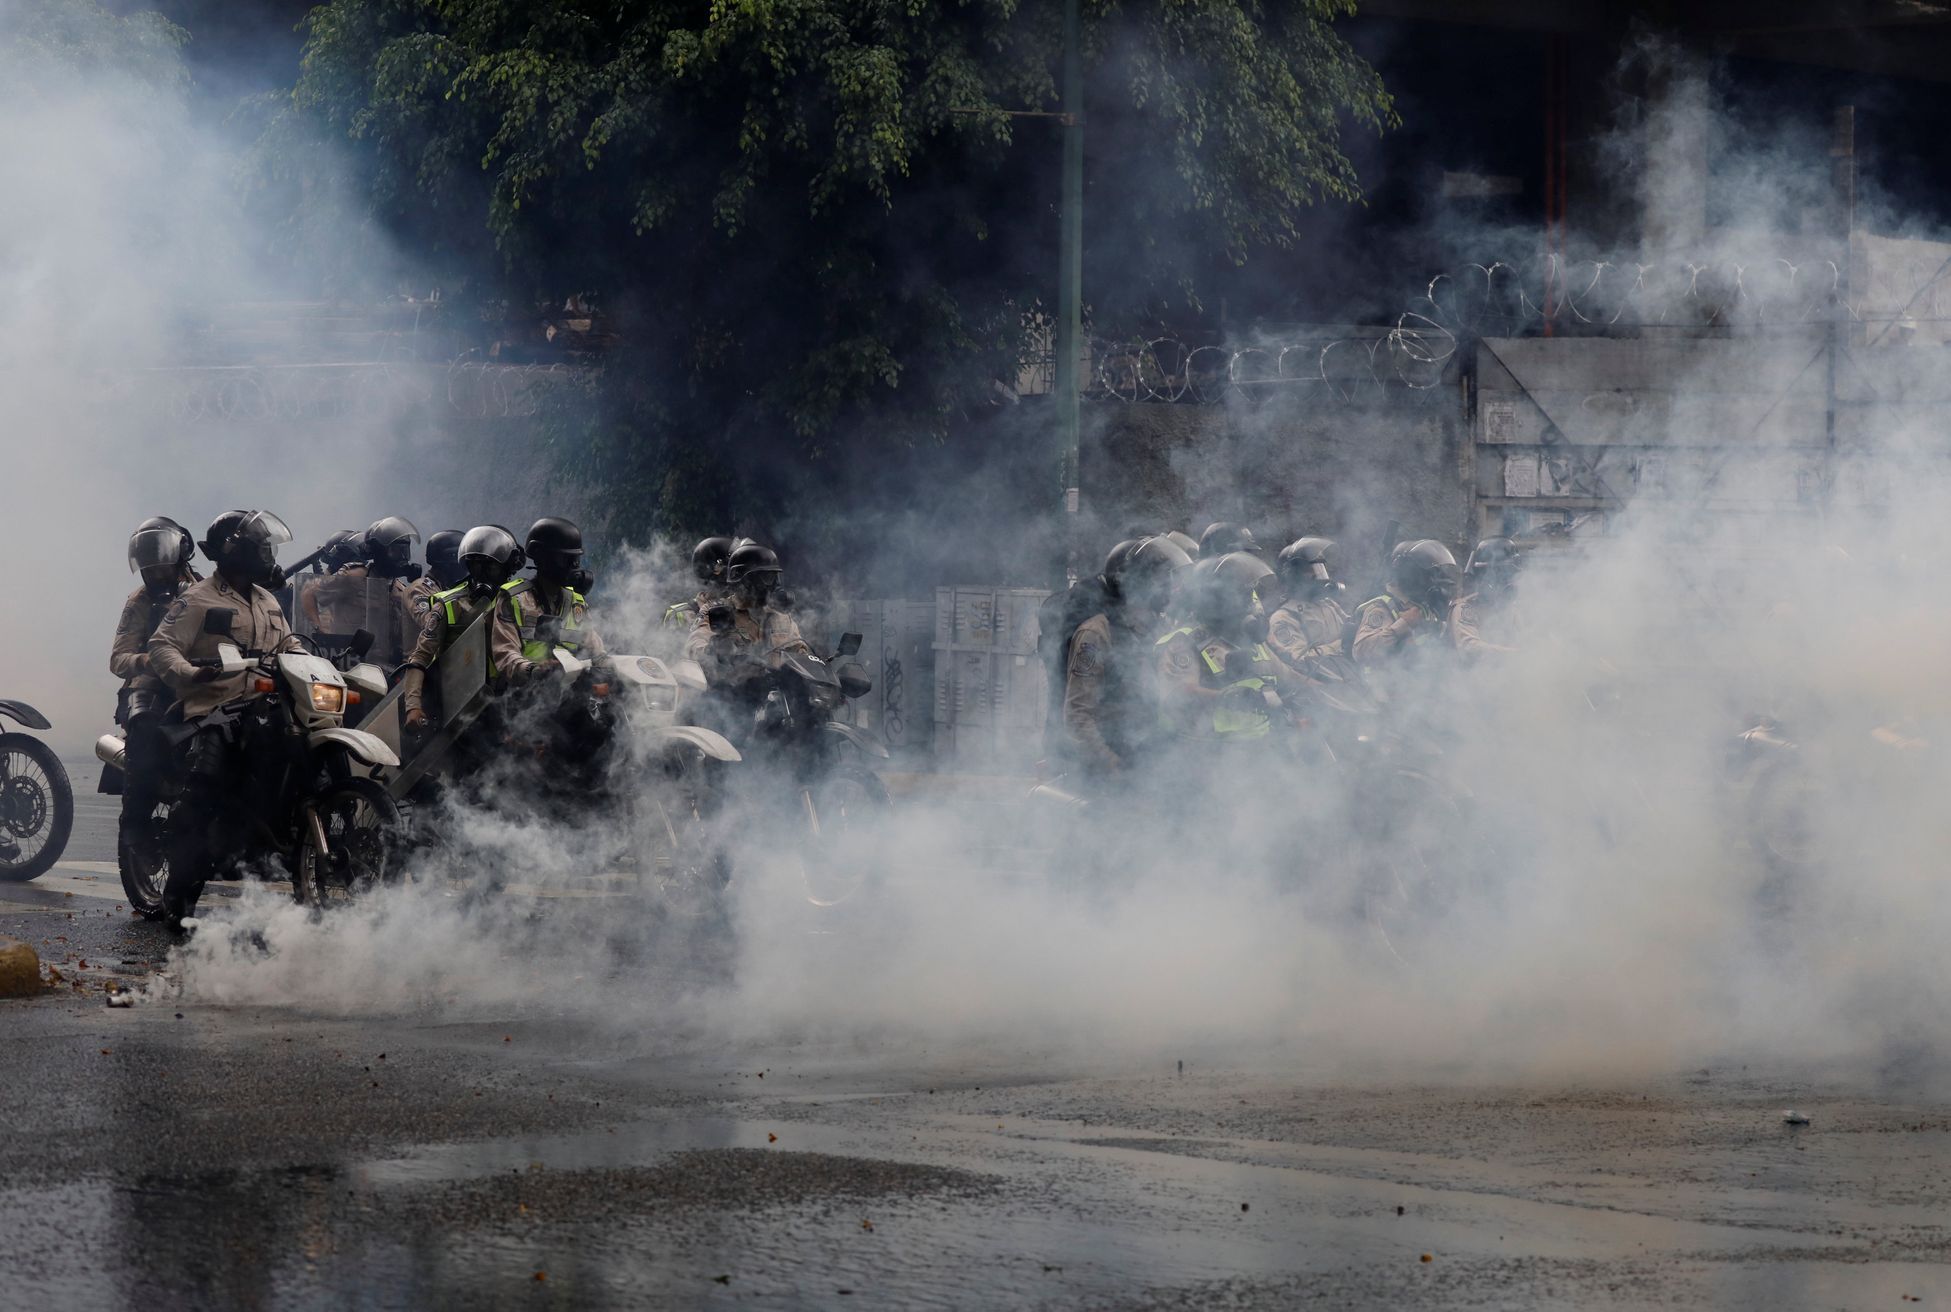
[349,629,376,659]
[216,643,250,677]
[836,632,862,658]
[202,607,236,636]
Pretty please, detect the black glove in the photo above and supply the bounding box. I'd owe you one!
[706,602,735,633]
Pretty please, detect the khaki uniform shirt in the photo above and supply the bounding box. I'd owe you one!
[1449,592,1521,659]
[491,580,606,684]
[1062,610,1151,774]
[685,600,811,686]
[111,586,167,684]
[1351,590,1445,668]
[148,573,304,719]
[1267,596,1349,668]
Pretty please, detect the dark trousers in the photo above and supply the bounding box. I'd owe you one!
[162,724,234,913]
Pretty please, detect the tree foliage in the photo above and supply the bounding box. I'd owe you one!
[267,0,1392,537]
[0,0,188,95]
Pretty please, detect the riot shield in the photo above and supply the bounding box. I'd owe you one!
[378,608,494,799]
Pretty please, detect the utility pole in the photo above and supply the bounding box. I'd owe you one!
[1054,0,1083,582]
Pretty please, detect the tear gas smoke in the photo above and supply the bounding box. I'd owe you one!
[9,15,1949,1088]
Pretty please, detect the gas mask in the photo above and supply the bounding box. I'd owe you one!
[222,540,281,588]
[1303,564,1342,602]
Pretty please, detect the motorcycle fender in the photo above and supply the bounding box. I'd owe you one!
[310,727,400,769]
[822,720,890,759]
[651,725,742,763]
[0,699,51,731]
[95,734,128,769]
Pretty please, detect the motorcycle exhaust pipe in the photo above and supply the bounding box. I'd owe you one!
[1026,782,1090,811]
[94,734,127,770]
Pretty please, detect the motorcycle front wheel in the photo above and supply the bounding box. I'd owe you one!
[294,778,402,909]
[793,763,890,908]
[0,733,74,882]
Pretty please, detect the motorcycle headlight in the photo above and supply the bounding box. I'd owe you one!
[644,684,677,712]
[309,682,346,715]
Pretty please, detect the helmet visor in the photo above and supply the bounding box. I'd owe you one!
[128,527,186,573]
[234,511,293,549]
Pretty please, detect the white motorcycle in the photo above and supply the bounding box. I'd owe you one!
[551,649,741,920]
[98,635,401,917]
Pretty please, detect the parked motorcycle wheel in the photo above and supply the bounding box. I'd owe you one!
[794,763,890,908]
[118,801,174,919]
[0,733,73,882]
[293,778,401,908]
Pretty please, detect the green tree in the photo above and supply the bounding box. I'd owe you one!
[266,0,1392,539]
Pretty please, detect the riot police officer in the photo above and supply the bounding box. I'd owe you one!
[1352,539,1458,684]
[685,541,810,688]
[1451,537,1524,659]
[111,517,199,823]
[401,525,524,731]
[147,510,304,928]
[1267,537,1349,668]
[1154,551,1284,743]
[1061,535,1190,778]
[491,517,605,683]
[424,529,468,590]
[665,535,734,629]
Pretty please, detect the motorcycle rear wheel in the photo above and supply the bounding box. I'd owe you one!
[0,733,73,882]
[294,779,402,909]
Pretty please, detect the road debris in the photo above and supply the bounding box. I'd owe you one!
[1782,1110,1811,1126]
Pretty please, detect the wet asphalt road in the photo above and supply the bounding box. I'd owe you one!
[4,758,1951,1308]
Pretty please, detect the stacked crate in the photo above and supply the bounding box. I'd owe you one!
[817,599,937,761]
[932,586,1052,770]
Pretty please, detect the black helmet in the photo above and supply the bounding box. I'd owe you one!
[458,524,524,589]
[425,529,466,588]
[692,536,734,583]
[726,541,783,604]
[1165,530,1200,562]
[320,529,369,570]
[1464,537,1521,594]
[204,510,292,585]
[1276,537,1343,602]
[129,516,194,576]
[1187,551,1274,635]
[1389,539,1460,612]
[1099,539,1141,582]
[525,517,584,582]
[364,516,422,579]
[1106,535,1193,617]
[1199,522,1258,559]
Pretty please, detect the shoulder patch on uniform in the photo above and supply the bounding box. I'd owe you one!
[161,599,188,627]
[1071,639,1105,677]
[1270,618,1304,649]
